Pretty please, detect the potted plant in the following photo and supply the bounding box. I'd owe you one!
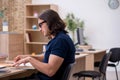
[64,13,77,41]
[65,13,86,43]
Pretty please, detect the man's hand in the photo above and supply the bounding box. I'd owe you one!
[13,56,31,67]
[14,55,30,62]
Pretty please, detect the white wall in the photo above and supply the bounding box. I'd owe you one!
[32,0,120,70]
[32,0,120,50]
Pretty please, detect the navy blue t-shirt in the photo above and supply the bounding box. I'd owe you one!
[37,31,75,80]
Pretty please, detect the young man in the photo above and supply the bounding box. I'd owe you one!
[12,9,75,80]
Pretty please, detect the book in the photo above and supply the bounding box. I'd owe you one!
[25,33,30,42]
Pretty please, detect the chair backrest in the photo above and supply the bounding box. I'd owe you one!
[109,48,120,62]
[99,52,112,75]
[61,63,75,80]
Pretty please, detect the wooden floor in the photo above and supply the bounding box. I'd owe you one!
[107,71,120,80]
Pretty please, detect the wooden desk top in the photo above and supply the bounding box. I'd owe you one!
[0,68,26,78]
[76,49,106,54]
[84,49,106,53]
[0,61,34,78]
[75,54,88,59]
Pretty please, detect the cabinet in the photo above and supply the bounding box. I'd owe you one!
[24,4,58,54]
[0,32,24,60]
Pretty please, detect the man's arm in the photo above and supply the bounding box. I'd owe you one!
[31,54,44,61]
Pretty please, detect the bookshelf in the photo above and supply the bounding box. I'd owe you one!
[24,4,58,54]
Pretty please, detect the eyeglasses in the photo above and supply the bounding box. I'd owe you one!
[39,21,46,28]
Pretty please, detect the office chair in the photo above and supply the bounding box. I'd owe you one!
[107,48,120,80]
[61,63,75,80]
[73,52,111,80]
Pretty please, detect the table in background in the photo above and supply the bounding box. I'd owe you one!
[81,49,106,70]
[70,49,106,80]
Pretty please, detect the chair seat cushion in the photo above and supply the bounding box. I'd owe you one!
[108,63,116,67]
[73,71,101,78]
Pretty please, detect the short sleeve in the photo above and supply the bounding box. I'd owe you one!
[51,38,68,58]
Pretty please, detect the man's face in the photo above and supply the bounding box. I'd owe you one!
[38,19,50,37]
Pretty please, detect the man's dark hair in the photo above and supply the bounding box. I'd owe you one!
[39,9,67,36]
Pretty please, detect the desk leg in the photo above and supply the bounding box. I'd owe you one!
[85,54,94,80]
[85,54,94,70]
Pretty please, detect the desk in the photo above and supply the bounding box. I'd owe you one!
[0,62,35,80]
[81,50,106,70]
[0,50,106,80]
